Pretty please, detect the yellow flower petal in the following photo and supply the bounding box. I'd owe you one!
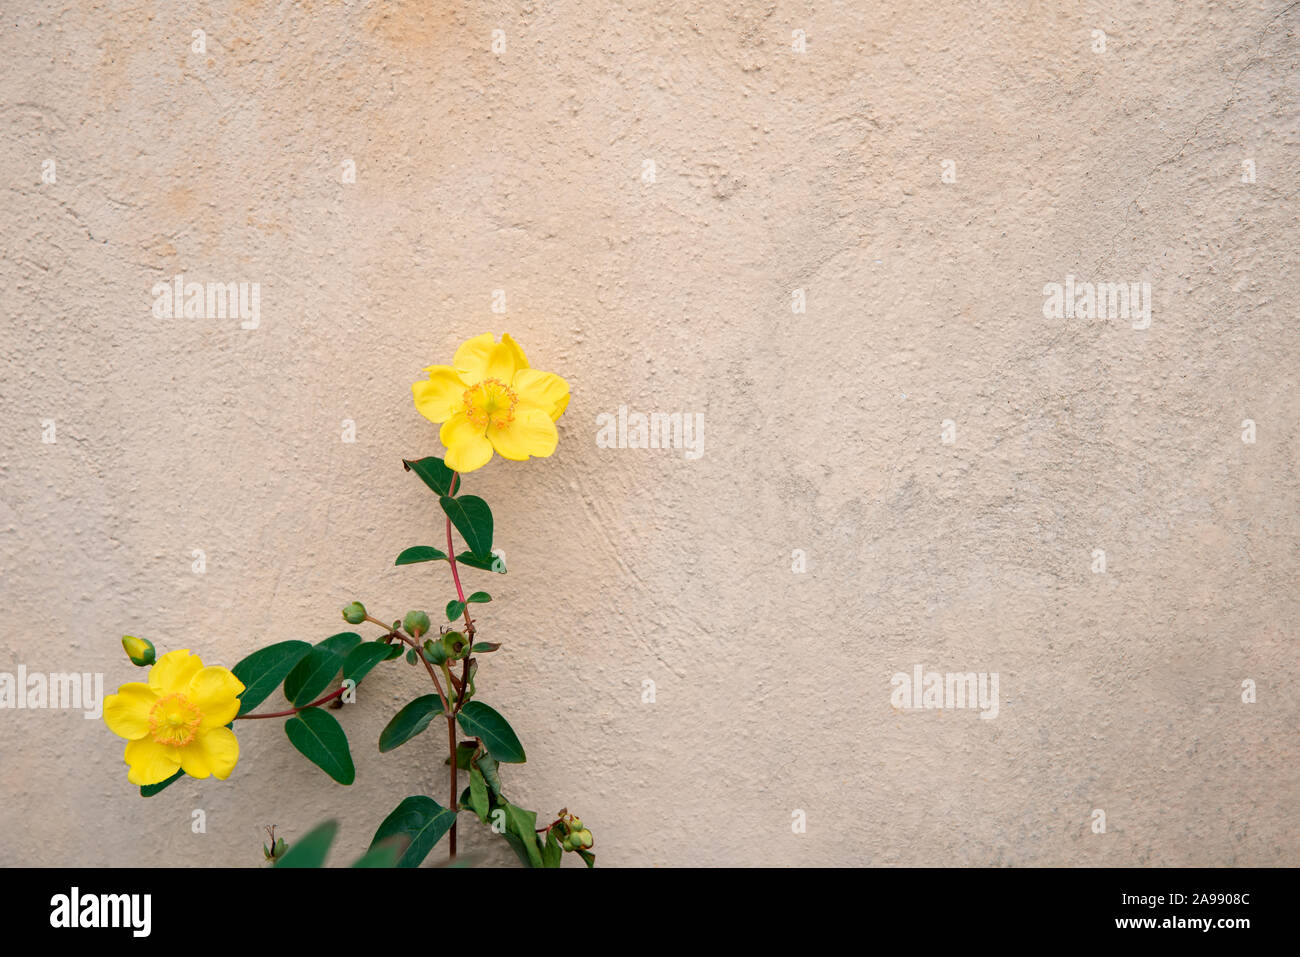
[413,366,469,423]
[148,650,204,696]
[513,368,570,421]
[442,411,495,473]
[484,334,529,382]
[188,666,245,728]
[200,726,240,779]
[488,407,558,461]
[452,332,529,382]
[103,683,159,740]
[180,726,240,780]
[440,411,480,447]
[452,333,497,380]
[125,738,182,786]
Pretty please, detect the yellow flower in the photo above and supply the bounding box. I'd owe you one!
[103,649,244,786]
[412,333,570,473]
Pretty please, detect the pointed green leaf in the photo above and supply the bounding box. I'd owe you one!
[343,641,395,684]
[319,632,363,655]
[447,740,478,770]
[140,768,184,798]
[576,848,596,868]
[542,828,563,868]
[457,701,525,764]
[283,633,360,706]
[231,640,312,716]
[284,707,355,785]
[395,545,448,566]
[440,495,493,558]
[351,836,408,868]
[466,591,492,604]
[274,819,339,868]
[379,695,445,753]
[455,551,506,573]
[476,754,502,795]
[446,599,465,621]
[403,456,457,496]
[468,767,490,823]
[370,796,458,868]
[505,804,544,868]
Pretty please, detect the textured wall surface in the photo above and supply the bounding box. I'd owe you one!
[1,0,1296,867]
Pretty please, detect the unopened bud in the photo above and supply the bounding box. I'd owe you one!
[423,637,447,665]
[342,602,367,625]
[121,635,156,667]
[404,610,431,638]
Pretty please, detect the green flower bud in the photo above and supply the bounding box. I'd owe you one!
[121,635,156,667]
[404,610,431,638]
[423,637,447,665]
[342,601,367,625]
[441,631,467,661]
[577,829,593,849]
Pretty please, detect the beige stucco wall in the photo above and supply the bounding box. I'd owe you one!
[1,0,1296,867]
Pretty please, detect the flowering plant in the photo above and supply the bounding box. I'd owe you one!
[104,334,593,867]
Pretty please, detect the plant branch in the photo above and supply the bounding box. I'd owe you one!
[446,472,476,641]
[387,629,452,715]
[443,469,478,859]
[235,685,347,720]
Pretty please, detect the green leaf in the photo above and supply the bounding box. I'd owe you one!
[403,456,457,496]
[283,633,360,706]
[140,768,184,798]
[231,640,312,716]
[542,828,563,868]
[370,796,458,868]
[383,643,405,660]
[343,641,394,684]
[379,695,445,753]
[395,545,448,566]
[284,707,355,785]
[275,820,338,868]
[576,848,596,868]
[476,754,503,795]
[445,599,465,621]
[471,641,501,653]
[351,837,408,868]
[405,648,417,665]
[457,701,526,764]
[320,632,363,655]
[505,804,544,868]
[447,740,478,770]
[455,551,507,573]
[466,591,492,604]
[468,767,490,822]
[440,495,493,557]
[500,829,534,867]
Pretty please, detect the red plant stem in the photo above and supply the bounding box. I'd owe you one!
[235,685,347,720]
[445,473,476,638]
[447,705,459,859]
[445,471,468,859]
